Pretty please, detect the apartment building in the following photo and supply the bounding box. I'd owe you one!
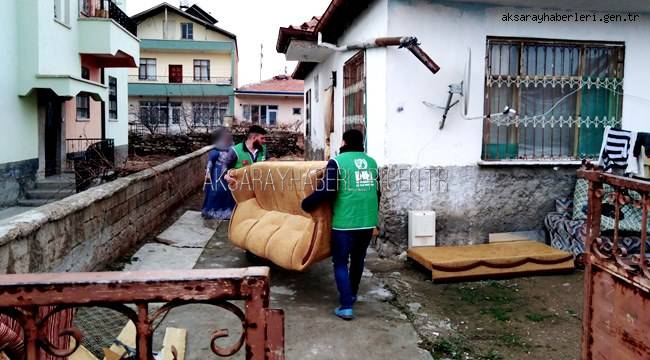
[128,3,238,134]
[0,0,139,206]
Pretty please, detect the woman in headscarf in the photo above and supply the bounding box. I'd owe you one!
[202,127,236,219]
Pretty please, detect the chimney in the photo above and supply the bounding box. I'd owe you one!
[180,0,189,10]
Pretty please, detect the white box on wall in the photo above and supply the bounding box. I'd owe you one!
[408,210,436,248]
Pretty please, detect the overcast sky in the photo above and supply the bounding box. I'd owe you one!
[127,0,330,86]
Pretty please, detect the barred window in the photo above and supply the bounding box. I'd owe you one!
[343,51,366,134]
[483,37,624,160]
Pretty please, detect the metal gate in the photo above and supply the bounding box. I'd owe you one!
[579,167,650,359]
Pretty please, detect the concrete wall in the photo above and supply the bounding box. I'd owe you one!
[385,0,650,167]
[105,68,131,165]
[0,146,211,274]
[0,1,38,165]
[234,95,304,130]
[300,0,650,254]
[302,0,389,161]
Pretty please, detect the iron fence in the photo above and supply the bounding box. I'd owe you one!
[81,0,137,36]
[0,267,284,359]
[579,164,650,359]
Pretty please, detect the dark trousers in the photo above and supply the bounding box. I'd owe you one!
[331,228,373,309]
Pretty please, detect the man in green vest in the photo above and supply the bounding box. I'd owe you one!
[227,125,268,169]
[301,129,380,320]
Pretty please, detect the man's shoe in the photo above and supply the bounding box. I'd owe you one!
[334,307,354,320]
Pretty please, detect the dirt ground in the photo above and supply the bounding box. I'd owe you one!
[368,257,583,360]
[104,190,584,359]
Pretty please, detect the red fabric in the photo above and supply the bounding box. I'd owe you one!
[0,308,75,359]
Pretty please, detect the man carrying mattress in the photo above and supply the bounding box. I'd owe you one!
[301,129,380,320]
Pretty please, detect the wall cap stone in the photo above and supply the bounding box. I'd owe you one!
[0,146,213,246]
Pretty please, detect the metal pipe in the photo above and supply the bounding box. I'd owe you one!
[318,33,440,74]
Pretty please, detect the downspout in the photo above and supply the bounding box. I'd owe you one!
[318,33,440,74]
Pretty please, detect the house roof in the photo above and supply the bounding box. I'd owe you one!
[131,2,237,40]
[185,4,218,25]
[277,0,375,79]
[236,75,304,96]
[276,16,320,54]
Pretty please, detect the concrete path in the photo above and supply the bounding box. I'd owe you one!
[151,221,432,360]
[126,210,216,271]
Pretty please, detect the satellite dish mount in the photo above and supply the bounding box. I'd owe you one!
[438,48,471,129]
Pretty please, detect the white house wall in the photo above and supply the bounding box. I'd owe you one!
[385,0,650,167]
[303,0,389,162]
[369,0,650,254]
[105,68,130,164]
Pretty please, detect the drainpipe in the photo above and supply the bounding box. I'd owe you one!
[318,33,440,74]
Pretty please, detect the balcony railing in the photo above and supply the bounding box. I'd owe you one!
[80,0,137,37]
[0,267,284,359]
[129,75,233,86]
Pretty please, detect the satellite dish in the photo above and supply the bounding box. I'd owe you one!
[462,48,471,117]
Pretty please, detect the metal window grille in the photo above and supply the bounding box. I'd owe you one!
[343,51,366,134]
[483,37,625,160]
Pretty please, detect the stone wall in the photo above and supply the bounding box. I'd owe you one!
[130,126,304,159]
[376,164,578,256]
[0,158,38,207]
[0,146,212,274]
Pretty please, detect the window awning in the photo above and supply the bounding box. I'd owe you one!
[19,75,108,101]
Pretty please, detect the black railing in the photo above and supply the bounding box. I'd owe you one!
[108,0,137,37]
[82,0,137,37]
[65,138,115,191]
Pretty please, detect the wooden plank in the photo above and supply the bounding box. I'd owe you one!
[488,230,544,243]
[103,321,136,360]
[160,327,187,360]
[68,342,99,360]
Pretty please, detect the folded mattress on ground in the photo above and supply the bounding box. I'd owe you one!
[228,161,331,271]
[408,240,575,282]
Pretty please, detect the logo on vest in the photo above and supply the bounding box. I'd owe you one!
[354,158,368,169]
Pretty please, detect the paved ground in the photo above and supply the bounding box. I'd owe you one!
[153,220,432,359]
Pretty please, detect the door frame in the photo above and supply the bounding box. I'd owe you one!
[169,65,183,83]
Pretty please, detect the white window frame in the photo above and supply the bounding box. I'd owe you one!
[54,0,70,25]
[181,23,194,40]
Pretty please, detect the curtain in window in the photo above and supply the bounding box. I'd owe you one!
[483,39,624,160]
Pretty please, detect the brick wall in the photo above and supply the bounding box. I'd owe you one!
[0,146,212,274]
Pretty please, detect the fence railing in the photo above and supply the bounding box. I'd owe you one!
[65,138,114,170]
[579,165,650,359]
[0,267,284,359]
[81,0,138,36]
[128,75,233,86]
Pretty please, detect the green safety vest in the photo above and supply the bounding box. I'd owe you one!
[232,142,266,169]
[331,151,379,230]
